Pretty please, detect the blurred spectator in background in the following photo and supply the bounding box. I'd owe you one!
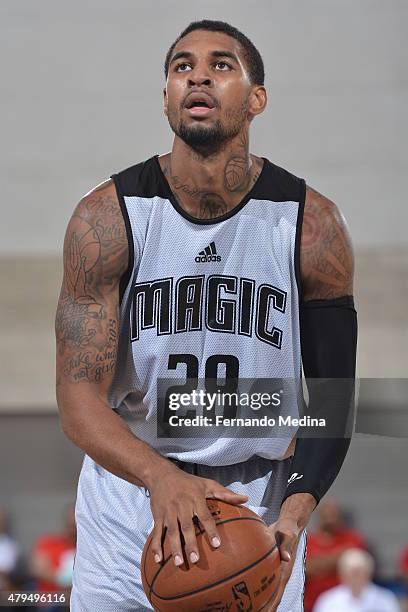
[314,548,400,611]
[304,499,366,611]
[399,544,408,587]
[30,503,76,598]
[0,508,19,590]
[397,545,408,611]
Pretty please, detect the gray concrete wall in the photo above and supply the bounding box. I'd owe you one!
[1,0,407,254]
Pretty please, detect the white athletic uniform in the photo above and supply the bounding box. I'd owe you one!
[71,154,307,611]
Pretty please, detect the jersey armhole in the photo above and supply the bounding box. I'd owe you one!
[294,178,306,302]
[110,173,135,304]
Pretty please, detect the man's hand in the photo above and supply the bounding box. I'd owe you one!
[148,464,248,567]
[265,493,316,611]
[265,517,301,611]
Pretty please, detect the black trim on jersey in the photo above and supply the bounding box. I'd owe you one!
[112,154,305,215]
[110,156,306,297]
[153,154,269,225]
[294,178,306,301]
[112,156,166,198]
[110,173,135,303]
[113,155,305,202]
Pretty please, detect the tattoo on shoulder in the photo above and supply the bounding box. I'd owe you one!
[301,186,354,300]
[55,185,128,385]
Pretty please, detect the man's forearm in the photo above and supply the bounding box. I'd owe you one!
[279,493,316,530]
[57,385,177,490]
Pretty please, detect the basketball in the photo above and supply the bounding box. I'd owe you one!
[141,499,280,611]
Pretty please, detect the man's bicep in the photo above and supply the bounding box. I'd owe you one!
[55,287,119,390]
[300,186,354,301]
[55,182,128,395]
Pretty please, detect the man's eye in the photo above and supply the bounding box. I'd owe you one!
[176,63,191,72]
[215,61,231,70]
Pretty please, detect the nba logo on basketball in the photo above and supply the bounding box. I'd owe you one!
[232,581,253,611]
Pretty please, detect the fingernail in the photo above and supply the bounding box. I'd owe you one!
[154,553,161,563]
[190,552,199,563]
[174,554,183,566]
[211,537,221,547]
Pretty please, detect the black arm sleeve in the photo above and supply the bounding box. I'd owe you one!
[281,295,357,506]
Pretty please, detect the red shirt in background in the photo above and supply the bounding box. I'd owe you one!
[33,534,76,592]
[399,546,408,575]
[304,528,366,611]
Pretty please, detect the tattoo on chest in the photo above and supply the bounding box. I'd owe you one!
[198,193,229,219]
[162,139,260,220]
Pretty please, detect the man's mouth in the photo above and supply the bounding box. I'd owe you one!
[184,92,217,117]
[185,106,216,118]
[184,91,216,117]
[185,92,216,110]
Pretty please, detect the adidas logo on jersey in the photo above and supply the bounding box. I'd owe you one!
[195,241,221,263]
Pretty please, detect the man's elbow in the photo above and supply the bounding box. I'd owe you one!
[57,404,73,441]
[56,384,78,441]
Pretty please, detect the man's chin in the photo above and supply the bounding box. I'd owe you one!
[177,122,226,151]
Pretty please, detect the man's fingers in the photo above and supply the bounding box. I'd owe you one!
[150,521,164,563]
[275,529,295,562]
[195,500,221,548]
[165,516,184,567]
[151,478,249,569]
[178,511,200,564]
[206,482,248,505]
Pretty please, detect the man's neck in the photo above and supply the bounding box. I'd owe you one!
[158,133,263,220]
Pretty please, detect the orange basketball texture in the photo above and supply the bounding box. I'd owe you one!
[141,499,280,612]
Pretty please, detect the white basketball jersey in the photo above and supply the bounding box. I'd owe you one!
[109,155,305,466]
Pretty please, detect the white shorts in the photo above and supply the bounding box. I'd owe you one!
[71,454,306,611]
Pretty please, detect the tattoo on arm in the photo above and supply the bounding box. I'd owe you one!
[55,186,128,387]
[301,186,354,300]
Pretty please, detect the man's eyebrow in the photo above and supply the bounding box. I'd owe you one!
[170,51,194,65]
[210,50,239,63]
[169,49,240,65]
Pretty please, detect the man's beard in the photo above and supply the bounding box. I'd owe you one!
[177,120,240,155]
[168,101,249,156]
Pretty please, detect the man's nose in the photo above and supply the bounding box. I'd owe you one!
[187,70,212,88]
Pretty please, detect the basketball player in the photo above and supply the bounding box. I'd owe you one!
[55,20,357,611]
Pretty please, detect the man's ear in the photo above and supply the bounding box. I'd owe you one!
[247,86,267,120]
[163,87,168,117]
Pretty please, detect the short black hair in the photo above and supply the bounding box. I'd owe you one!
[164,19,265,86]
